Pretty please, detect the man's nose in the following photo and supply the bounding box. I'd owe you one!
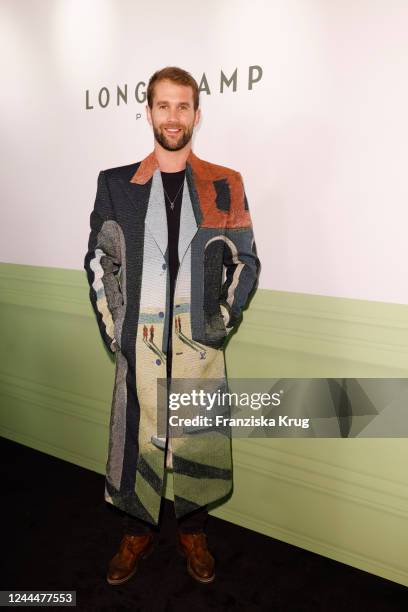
[168,107,179,122]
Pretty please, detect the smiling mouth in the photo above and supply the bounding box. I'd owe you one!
[164,127,182,135]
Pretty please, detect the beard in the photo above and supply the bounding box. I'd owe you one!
[153,122,194,151]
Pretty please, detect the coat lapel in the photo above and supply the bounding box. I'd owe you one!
[129,149,202,264]
[144,169,168,258]
[178,171,199,266]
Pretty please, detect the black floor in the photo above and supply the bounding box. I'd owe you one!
[1,436,407,611]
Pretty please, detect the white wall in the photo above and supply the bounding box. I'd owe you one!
[1,0,407,304]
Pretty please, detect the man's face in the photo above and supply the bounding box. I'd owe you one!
[146,79,200,152]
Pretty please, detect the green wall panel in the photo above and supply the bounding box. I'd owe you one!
[0,262,407,587]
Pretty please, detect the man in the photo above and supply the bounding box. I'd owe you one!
[84,66,260,585]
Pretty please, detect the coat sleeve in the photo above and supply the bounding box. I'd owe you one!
[84,170,123,354]
[218,172,261,334]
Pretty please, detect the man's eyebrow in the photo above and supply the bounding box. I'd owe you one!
[156,100,191,106]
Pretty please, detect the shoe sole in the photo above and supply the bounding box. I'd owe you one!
[177,544,215,584]
[106,541,155,586]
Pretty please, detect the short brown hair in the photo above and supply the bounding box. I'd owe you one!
[147,66,200,111]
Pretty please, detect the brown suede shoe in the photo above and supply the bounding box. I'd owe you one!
[106,533,155,585]
[177,531,215,583]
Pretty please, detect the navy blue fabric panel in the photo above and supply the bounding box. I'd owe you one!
[105,478,156,525]
[213,178,231,212]
[106,165,152,496]
[173,455,232,480]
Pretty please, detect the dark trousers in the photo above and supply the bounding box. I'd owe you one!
[122,498,209,535]
[121,316,208,535]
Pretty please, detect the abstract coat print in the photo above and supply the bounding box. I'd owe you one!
[84,149,261,525]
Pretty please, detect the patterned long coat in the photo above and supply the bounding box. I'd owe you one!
[84,149,260,525]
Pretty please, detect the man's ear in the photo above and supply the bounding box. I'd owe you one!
[146,104,152,126]
[194,107,201,127]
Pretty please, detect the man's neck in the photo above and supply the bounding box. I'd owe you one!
[154,143,191,172]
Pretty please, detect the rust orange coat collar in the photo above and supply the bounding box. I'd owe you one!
[129,149,215,184]
[129,149,251,229]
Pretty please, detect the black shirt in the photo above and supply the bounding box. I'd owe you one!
[161,169,185,291]
[160,169,185,374]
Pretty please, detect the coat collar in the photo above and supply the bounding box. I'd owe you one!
[129,149,204,265]
[129,148,210,184]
